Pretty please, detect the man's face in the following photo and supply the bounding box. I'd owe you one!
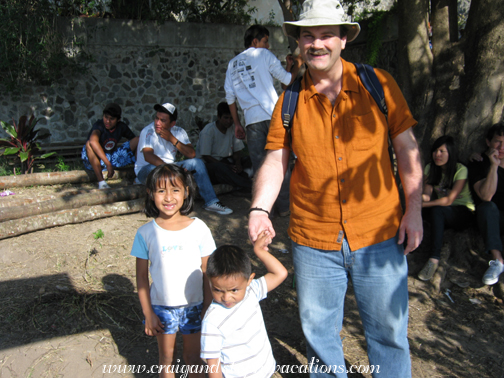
[254,36,270,49]
[298,25,347,74]
[209,274,254,308]
[154,112,175,134]
[217,113,233,129]
[102,114,119,131]
[487,134,504,159]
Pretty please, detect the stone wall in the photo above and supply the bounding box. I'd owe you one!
[0,16,398,146]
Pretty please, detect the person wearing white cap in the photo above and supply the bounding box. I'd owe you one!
[135,103,233,215]
[248,0,423,376]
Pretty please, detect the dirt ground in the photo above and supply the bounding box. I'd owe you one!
[0,180,503,378]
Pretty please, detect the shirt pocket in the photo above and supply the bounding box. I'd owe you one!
[347,111,382,151]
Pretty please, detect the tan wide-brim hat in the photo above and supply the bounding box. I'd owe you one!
[283,0,361,42]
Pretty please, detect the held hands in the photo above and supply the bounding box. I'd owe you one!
[144,312,165,336]
[248,211,276,249]
[253,230,273,255]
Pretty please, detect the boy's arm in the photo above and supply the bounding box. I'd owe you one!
[206,358,222,378]
[88,130,114,177]
[229,102,246,140]
[253,231,288,292]
[136,258,164,336]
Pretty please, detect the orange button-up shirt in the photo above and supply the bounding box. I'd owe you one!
[266,59,417,251]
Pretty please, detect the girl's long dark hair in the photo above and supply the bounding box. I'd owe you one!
[144,164,196,217]
[426,135,457,189]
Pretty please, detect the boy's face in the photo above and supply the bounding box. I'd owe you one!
[103,114,119,131]
[254,36,270,49]
[209,274,255,308]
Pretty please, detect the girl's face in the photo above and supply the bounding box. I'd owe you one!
[153,177,187,219]
[433,144,449,168]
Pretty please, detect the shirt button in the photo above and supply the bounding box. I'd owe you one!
[342,199,347,204]
[344,220,347,224]
[338,157,342,161]
[333,115,336,118]
[335,136,339,139]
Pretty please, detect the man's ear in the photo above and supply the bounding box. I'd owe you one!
[486,139,491,148]
[251,38,259,48]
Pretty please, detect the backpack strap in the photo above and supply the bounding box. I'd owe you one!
[282,77,302,148]
[354,63,388,117]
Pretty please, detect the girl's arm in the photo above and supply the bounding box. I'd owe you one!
[253,230,288,292]
[422,183,433,203]
[136,258,164,336]
[422,179,466,208]
[201,255,212,318]
[206,358,222,378]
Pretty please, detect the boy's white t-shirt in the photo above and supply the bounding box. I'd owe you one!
[130,218,216,307]
[201,277,275,377]
[134,123,191,175]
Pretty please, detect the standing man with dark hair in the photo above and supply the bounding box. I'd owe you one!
[225,24,301,216]
[469,123,504,285]
[135,102,233,215]
[248,0,423,376]
[82,103,139,189]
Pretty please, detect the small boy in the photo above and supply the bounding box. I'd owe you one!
[82,103,139,189]
[201,231,288,377]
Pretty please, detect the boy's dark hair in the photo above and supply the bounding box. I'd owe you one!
[217,102,231,118]
[207,245,252,280]
[426,135,458,189]
[244,25,269,49]
[486,122,504,141]
[144,164,196,217]
[103,103,121,119]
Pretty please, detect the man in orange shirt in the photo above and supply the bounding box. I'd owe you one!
[248,0,423,376]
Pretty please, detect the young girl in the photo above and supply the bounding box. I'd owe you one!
[131,164,215,377]
[419,136,475,280]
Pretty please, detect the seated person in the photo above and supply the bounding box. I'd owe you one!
[418,136,475,281]
[468,123,504,285]
[82,103,138,189]
[134,102,233,215]
[196,102,252,192]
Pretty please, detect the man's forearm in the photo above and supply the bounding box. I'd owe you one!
[476,166,499,201]
[251,149,289,210]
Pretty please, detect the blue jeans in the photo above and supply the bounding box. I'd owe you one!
[423,205,474,260]
[137,159,218,208]
[246,120,291,213]
[476,201,504,253]
[292,237,411,378]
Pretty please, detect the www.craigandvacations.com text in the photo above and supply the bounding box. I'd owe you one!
[102,358,379,375]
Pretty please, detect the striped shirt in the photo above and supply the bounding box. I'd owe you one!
[201,277,275,377]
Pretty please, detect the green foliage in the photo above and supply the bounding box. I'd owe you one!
[0,1,91,92]
[93,229,104,240]
[0,115,56,174]
[363,10,387,66]
[55,156,70,172]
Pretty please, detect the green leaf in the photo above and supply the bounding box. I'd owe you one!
[0,121,17,138]
[3,147,20,155]
[19,151,29,162]
[39,152,57,159]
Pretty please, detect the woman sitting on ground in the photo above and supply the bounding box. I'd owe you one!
[419,135,475,281]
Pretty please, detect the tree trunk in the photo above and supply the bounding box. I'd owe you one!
[0,185,146,222]
[0,169,135,189]
[0,199,144,240]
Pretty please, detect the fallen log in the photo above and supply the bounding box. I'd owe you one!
[0,186,146,221]
[0,169,135,189]
[0,198,144,240]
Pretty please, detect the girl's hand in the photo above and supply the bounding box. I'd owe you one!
[144,312,164,336]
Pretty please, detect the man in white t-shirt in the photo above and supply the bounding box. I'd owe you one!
[134,102,233,215]
[225,25,301,215]
[196,102,252,192]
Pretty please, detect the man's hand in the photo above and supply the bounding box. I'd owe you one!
[397,209,423,255]
[235,123,246,140]
[486,148,501,166]
[248,211,275,248]
[157,127,176,144]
